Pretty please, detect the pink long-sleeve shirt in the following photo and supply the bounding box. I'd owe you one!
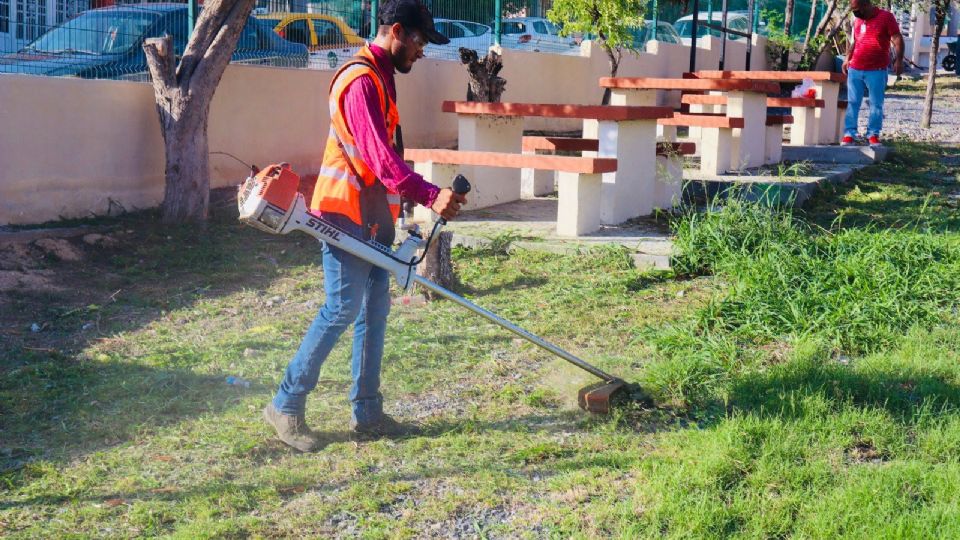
[340,44,440,208]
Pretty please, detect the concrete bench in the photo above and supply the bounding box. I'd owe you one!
[764,115,794,163]
[681,94,823,147]
[691,70,846,145]
[520,136,696,210]
[656,113,746,175]
[440,100,675,225]
[404,148,616,236]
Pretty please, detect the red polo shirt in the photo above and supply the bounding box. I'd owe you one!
[849,8,901,71]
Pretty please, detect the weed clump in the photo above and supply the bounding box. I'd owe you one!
[649,197,960,408]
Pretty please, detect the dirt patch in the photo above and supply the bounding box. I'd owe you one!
[0,269,60,293]
[34,238,84,262]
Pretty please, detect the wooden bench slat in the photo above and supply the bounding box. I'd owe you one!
[600,77,780,94]
[656,142,697,155]
[521,136,696,156]
[522,136,599,153]
[766,115,794,126]
[681,95,825,108]
[657,113,745,129]
[680,94,728,105]
[692,70,846,83]
[767,97,826,108]
[404,149,617,174]
[441,101,674,121]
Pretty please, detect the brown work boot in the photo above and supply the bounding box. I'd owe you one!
[349,414,422,440]
[263,403,320,452]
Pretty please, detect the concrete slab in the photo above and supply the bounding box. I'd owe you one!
[440,196,674,267]
[683,164,856,207]
[781,145,891,164]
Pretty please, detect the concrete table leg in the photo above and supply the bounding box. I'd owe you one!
[556,171,602,237]
[789,105,817,146]
[597,118,658,224]
[699,127,733,176]
[654,154,683,210]
[727,90,767,170]
[521,149,555,197]
[765,124,784,164]
[815,81,840,145]
[412,161,458,223]
[458,114,524,209]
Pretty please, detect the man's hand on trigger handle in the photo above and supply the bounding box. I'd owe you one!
[431,188,467,221]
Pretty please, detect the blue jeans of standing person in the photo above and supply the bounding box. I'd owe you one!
[844,67,888,138]
[272,214,391,426]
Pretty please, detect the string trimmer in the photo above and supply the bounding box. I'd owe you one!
[237,164,650,414]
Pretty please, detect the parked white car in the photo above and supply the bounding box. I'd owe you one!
[499,16,578,54]
[629,20,684,47]
[674,11,766,46]
[424,18,493,60]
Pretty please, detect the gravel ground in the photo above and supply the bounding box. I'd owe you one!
[851,70,960,143]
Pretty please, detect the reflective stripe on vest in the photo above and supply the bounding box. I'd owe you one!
[310,46,401,225]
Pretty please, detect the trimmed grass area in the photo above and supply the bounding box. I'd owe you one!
[2,140,960,537]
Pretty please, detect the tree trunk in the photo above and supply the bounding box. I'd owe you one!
[417,231,454,299]
[922,9,946,129]
[781,0,796,69]
[143,0,256,223]
[803,0,818,52]
[811,6,852,66]
[460,47,506,102]
[160,105,212,222]
[601,43,620,105]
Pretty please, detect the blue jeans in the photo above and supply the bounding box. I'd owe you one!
[844,67,887,138]
[272,214,391,425]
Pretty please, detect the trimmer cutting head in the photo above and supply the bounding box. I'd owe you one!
[577,379,653,414]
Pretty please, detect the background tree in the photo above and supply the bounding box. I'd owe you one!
[921,0,949,128]
[143,0,257,223]
[781,0,797,68]
[547,0,645,102]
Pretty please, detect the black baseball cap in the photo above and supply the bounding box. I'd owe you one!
[378,0,450,45]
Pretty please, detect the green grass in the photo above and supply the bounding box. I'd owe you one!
[2,141,960,537]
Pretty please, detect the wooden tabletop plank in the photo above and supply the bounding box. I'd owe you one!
[441,101,674,120]
[404,148,618,174]
[599,77,780,94]
[681,95,826,108]
[657,113,746,128]
[692,70,846,83]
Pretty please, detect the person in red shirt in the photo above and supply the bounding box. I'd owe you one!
[841,0,905,147]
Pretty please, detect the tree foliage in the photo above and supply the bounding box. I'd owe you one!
[547,0,646,79]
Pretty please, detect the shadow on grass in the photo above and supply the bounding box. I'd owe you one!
[728,358,960,422]
[0,349,273,475]
[802,141,960,232]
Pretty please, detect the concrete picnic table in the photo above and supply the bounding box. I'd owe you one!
[691,70,847,145]
[599,77,780,172]
[438,101,674,225]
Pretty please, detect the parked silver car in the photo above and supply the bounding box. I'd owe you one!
[424,18,493,60]
[498,17,578,54]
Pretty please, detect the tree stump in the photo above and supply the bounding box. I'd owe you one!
[459,47,506,103]
[416,231,454,299]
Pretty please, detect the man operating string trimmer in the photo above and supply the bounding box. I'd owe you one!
[262,0,465,451]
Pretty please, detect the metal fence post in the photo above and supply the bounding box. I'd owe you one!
[494,0,501,46]
[187,0,198,41]
[688,0,699,72]
[370,0,378,40]
[651,0,659,41]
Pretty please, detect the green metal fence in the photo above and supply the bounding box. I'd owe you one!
[0,0,803,80]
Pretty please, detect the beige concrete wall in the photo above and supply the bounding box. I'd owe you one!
[0,36,768,226]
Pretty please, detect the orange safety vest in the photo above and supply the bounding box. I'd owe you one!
[311,46,402,226]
